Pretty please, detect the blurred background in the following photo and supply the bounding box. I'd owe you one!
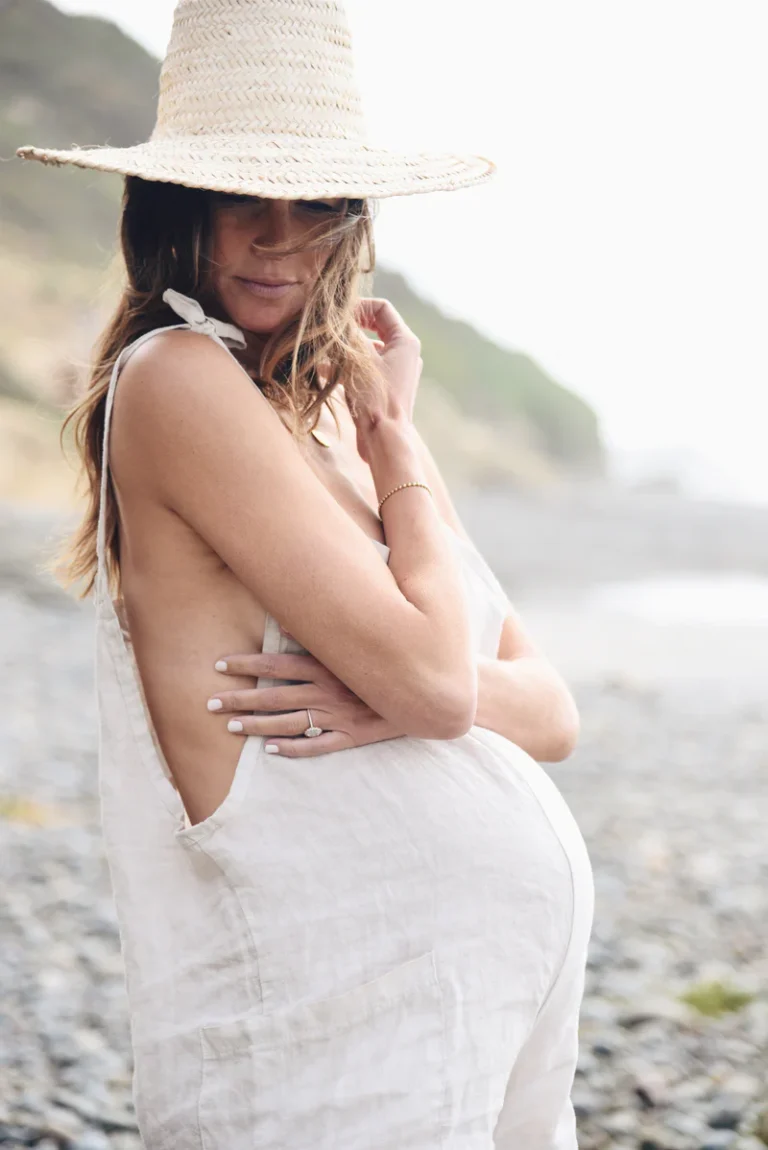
[1,1,767,1148]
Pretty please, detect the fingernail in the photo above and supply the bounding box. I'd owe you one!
[207,698,223,711]
[264,743,279,754]
[214,660,228,671]
[227,720,243,733]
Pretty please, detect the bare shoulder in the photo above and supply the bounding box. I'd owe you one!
[118,329,254,414]
[115,330,283,448]
[111,329,292,505]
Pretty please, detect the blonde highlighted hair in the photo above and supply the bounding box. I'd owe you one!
[58,176,382,597]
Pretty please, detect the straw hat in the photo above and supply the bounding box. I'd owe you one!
[17,0,496,200]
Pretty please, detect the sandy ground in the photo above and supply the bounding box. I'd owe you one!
[1,488,767,1149]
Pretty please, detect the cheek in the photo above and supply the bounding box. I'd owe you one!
[301,245,332,286]
[210,216,247,272]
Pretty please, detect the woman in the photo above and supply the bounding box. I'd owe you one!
[19,1,593,1146]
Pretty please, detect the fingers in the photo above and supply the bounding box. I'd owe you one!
[213,651,322,681]
[208,684,316,714]
[263,730,350,758]
[221,711,351,756]
[223,710,314,738]
[355,297,414,346]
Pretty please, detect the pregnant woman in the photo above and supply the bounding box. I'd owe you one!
[19,1,593,1146]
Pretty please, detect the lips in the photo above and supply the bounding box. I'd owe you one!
[236,277,298,300]
[239,277,296,286]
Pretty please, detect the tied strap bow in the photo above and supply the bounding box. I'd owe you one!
[162,288,247,349]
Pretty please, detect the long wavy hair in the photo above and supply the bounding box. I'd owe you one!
[57,175,381,598]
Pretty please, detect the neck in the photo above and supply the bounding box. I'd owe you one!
[243,330,269,359]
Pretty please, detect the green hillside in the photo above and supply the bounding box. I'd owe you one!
[0,0,156,262]
[372,268,603,472]
[0,0,604,496]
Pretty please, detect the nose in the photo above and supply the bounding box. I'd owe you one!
[252,200,298,250]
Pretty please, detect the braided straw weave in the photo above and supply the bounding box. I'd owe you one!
[17,0,496,199]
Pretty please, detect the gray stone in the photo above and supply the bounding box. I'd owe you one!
[665,1111,710,1139]
[699,1131,738,1150]
[42,1106,85,1141]
[709,1109,745,1132]
[600,1110,638,1136]
[73,1130,111,1150]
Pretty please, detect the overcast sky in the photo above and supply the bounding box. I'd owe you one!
[52,0,768,503]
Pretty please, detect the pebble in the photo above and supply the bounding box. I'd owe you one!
[699,1132,738,1150]
[709,1109,746,1131]
[73,1130,112,1150]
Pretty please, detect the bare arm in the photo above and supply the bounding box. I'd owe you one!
[115,330,476,740]
[411,427,580,760]
[211,616,579,760]
[475,614,581,761]
[203,412,579,759]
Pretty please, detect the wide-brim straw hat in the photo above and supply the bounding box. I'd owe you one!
[17,0,496,200]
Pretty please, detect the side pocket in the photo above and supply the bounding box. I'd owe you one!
[198,949,448,1150]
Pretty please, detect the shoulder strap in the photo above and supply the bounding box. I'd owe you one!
[94,291,246,598]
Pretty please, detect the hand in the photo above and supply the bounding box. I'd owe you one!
[208,645,400,757]
[352,297,424,443]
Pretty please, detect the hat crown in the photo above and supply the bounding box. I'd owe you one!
[151,0,368,144]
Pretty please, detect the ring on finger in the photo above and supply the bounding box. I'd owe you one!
[303,708,324,738]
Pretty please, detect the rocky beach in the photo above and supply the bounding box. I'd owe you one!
[1,488,767,1150]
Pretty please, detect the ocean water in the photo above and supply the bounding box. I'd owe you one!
[587,572,768,626]
[518,571,768,686]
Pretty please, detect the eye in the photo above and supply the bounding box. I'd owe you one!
[298,199,345,214]
[212,194,346,214]
[214,192,253,207]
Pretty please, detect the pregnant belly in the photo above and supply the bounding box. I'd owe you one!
[197,726,581,1012]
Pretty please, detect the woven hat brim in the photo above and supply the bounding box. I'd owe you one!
[16,136,496,199]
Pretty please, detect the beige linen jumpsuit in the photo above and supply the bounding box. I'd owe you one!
[94,290,594,1149]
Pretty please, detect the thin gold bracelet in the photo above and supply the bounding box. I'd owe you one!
[377,481,433,516]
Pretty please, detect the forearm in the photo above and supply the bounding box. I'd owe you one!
[366,419,476,728]
[473,655,580,762]
[374,653,579,759]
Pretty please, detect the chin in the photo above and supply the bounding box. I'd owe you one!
[223,285,304,335]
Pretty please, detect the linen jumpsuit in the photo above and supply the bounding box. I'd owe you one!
[94,289,594,1150]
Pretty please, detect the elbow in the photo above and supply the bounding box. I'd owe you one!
[544,697,581,762]
[401,674,477,741]
[433,688,477,739]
